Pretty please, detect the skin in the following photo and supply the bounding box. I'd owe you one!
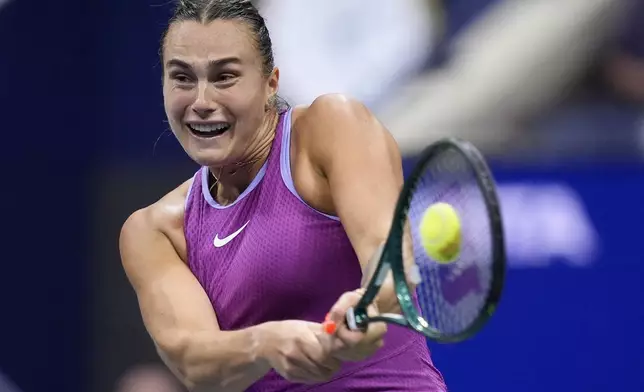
[120,19,408,392]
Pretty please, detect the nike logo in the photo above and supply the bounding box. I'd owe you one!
[213,221,250,248]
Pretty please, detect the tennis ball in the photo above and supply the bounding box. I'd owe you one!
[419,202,461,264]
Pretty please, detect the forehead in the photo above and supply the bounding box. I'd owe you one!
[164,19,257,64]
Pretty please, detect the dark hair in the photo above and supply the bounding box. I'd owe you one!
[161,0,288,111]
[161,0,274,77]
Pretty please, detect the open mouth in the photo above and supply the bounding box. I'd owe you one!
[187,123,231,138]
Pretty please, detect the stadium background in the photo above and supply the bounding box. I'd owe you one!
[0,0,642,391]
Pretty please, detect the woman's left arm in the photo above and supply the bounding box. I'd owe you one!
[302,94,412,313]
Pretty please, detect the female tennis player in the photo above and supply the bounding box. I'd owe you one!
[119,0,446,391]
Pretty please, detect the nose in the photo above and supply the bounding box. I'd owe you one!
[191,83,216,118]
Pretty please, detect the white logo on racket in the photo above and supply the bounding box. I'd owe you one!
[213,221,250,248]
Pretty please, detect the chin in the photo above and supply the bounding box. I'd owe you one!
[188,149,230,168]
[180,136,233,167]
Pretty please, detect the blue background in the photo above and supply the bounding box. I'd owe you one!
[412,163,644,391]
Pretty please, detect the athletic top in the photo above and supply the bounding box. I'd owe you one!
[184,108,446,391]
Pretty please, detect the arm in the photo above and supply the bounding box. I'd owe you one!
[119,197,271,391]
[298,94,415,313]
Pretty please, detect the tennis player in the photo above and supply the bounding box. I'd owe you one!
[120,0,446,391]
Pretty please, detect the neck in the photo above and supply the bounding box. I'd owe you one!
[208,111,280,205]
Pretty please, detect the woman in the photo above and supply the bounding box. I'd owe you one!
[119,0,446,391]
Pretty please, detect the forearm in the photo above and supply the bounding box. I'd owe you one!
[163,324,272,392]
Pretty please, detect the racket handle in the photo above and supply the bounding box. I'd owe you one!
[322,307,364,334]
[345,306,360,331]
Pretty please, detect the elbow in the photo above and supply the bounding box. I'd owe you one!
[155,331,192,380]
[156,332,229,391]
[155,332,202,387]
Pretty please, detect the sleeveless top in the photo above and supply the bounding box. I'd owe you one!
[184,109,446,391]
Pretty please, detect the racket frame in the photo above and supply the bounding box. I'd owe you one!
[347,137,506,343]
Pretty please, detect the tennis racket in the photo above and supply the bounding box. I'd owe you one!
[329,137,505,343]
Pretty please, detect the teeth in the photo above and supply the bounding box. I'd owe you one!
[189,123,229,133]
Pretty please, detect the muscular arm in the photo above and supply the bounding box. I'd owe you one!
[119,187,271,391]
[298,94,415,313]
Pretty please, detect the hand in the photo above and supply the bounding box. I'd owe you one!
[323,289,387,362]
[258,320,341,384]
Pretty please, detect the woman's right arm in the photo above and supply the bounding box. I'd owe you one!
[119,203,272,391]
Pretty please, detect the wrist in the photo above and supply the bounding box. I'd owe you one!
[253,322,279,365]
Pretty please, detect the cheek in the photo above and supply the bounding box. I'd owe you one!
[230,83,268,125]
[164,88,193,121]
[232,76,269,110]
[232,95,264,136]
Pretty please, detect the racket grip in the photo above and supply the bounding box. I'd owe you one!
[322,307,363,335]
[322,308,364,335]
[345,307,359,331]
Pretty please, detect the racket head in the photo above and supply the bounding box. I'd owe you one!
[351,138,505,342]
[399,137,506,342]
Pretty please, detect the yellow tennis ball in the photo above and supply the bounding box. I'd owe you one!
[419,202,462,264]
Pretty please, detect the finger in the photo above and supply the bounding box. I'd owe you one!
[366,303,380,317]
[304,346,340,374]
[327,291,362,325]
[283,354,336,383]
[362,304,386,342]
[367,322,387,342]
[276,356,327,384]
[322,302,386,340]
[334,321,368,345]
[335,316,387,347]
[299,331,342,374]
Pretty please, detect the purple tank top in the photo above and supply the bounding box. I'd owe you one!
[184,109,446,391]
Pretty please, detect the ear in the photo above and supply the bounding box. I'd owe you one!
[267,67,280,98]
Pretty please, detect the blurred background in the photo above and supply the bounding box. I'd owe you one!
[1,0,643,391]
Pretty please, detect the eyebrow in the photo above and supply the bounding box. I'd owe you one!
[165,57,241,69]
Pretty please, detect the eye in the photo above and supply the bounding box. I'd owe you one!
[215,73,238,86]
[169,72,194,86]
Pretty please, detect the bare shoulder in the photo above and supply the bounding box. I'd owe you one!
[288,94,399,216]
[120,178,194,264]
[292,93,398,166]
[293,93,375,132]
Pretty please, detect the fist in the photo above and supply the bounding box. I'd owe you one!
[323,290,387,362]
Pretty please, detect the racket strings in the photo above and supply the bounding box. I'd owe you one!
[407,146,494,336]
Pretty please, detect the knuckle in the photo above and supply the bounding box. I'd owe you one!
[282,346,296,359]
[353,288,366,296]
[340,293,354,303]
